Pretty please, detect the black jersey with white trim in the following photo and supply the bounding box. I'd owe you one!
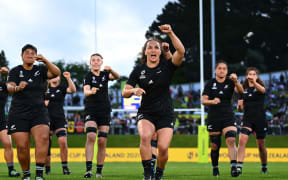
[7,65,48,107]
[83,71,111,112]
[126,59,178,114]
[45,85,67,117]
[202,78,235,109]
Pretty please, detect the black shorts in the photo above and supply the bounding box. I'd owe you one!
[49,115,67,131]
[207,108,236,132]
[242,117,267,139]
[8,106,49,134]
[136,111,175,131]
[84,110,111,126]
[0,118,7,132]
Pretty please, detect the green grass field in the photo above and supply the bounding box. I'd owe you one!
[0,162,287,180]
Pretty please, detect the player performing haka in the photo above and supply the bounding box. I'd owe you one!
[44,71,76,175]
[83,53,120,178]
[201,61,243,177]
[6,44,60,180]
[237,67,268,174]
[123,24,185,180]
[0,67,21,177]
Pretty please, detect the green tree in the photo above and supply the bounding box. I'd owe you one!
[144,0,288,83]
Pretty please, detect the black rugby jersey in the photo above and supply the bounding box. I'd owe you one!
[202,78,235,109]
[126,59,177,114]
[241,86,265,108]
[7,65,48,107]
[83,71,111,112]
[45,85,67,117]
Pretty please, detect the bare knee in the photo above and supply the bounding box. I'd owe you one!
[140,134,152,145]
[158,143,168,156]
[2,139,12,149]
[58,137,67,148]
[239,138,247,147]
[226,137,236,147]
[87,133,96,143]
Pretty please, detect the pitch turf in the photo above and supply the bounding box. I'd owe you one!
[0,162,287,179]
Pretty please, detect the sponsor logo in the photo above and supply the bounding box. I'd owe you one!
[137,114,144,120]
[34,70,40,77]
[99,84,103,88]
[28,78,33,83]
[212,83,217,90]
[10,124,16,131]
[92,76,97,84]
[219,91,223,94]
[207,125,213,130]
[139,70,146,79]
[224,84,229,89]
[56,89,61,93]
[156,70,162,74]
[19,70,24,77]
[85,115,91,120]
[148,80,153,85]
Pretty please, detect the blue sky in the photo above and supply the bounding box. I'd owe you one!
[0,0,174,76]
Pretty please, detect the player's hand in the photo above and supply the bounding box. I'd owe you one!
[0,67,9,75]
[18,81,28,91]
[158,24,173,35]
[162,42,170,52]
[212,97,221,105]
[35,54,47,63]
[91,87,99,94]
[229,73,238,83]
[104,66,112,72]
[63,71,71,78]
[133,88,146,97]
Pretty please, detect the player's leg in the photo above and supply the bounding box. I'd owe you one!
[223,126,239,177]
[31,124,50,179]
[138,119,155,180]
[0,129,20,177]
[55,128,71,175]
[12,132,31,179]
[256,133,268,174]
[84,120,97,178]
[209,131,222,176]
[151,133,158,178]
[155,128,173,180]
[96,125,109,178]
[237,127,252,174]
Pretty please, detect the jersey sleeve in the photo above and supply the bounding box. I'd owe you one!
[126,66,139,87]
[202,80,211,96]
[167,59,178,72]
[104,71,110,82]
[40,65,48,80]
[7,66,19,84]
[83,73,91,86]
[61,85,68,96]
